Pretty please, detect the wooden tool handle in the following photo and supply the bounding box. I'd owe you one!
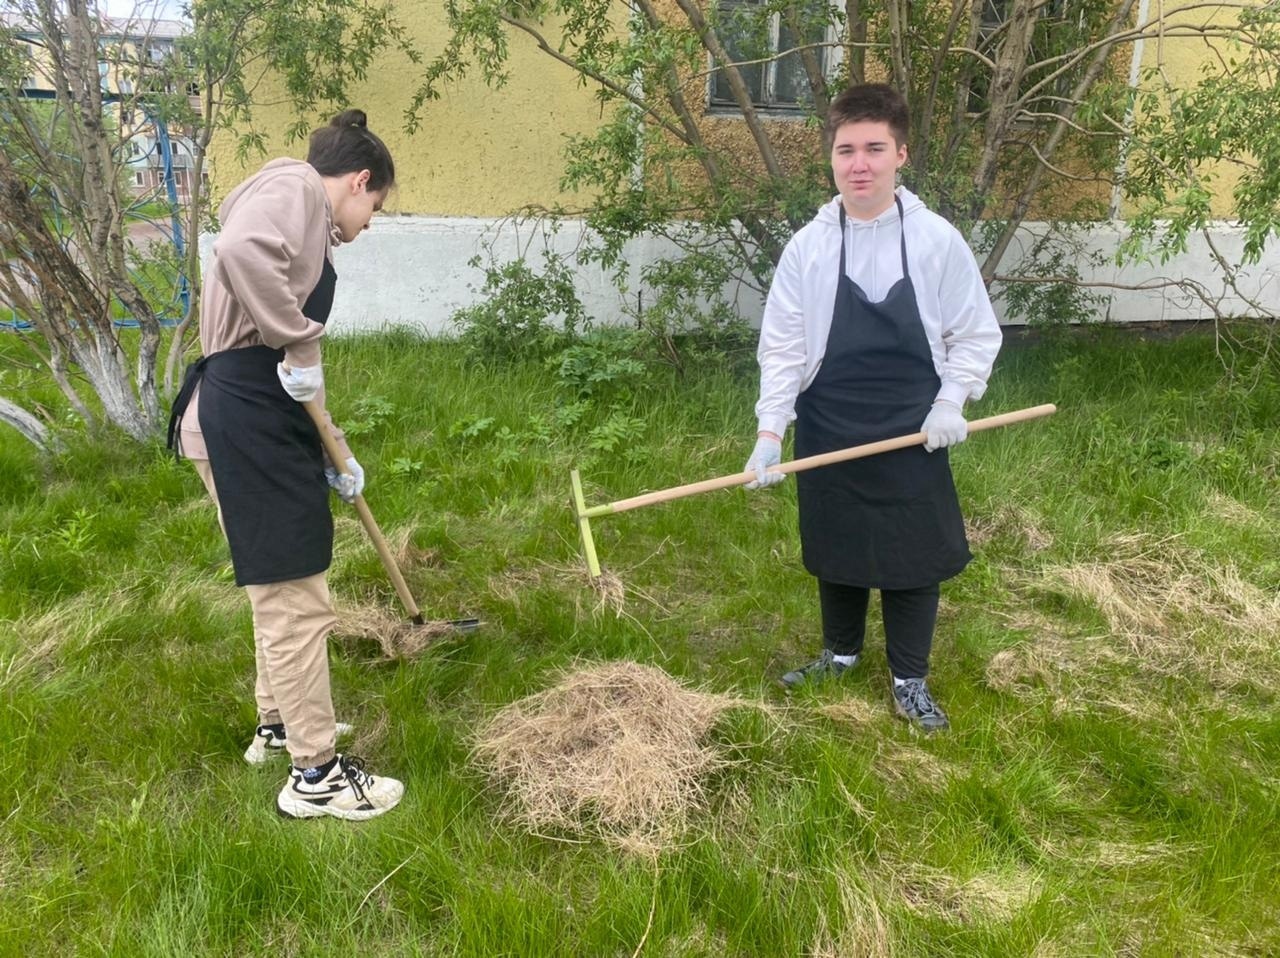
[585,403,1056,518]
[301,399,422,621]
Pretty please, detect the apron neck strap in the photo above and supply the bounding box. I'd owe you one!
[894,194,908,278]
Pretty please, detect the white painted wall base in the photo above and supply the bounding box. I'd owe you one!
[200,217,1279,334]
[993,221,1279,326]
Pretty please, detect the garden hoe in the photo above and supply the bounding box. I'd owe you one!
[302,400,480,634]
[571,402,1057,581]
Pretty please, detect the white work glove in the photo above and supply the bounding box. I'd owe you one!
[325,457,365,503]
[744,435,785,490]
[276,363,323,403]
[921,400,967,452]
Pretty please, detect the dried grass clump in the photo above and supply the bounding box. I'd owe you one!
[472,661,753,851]
[984,611,1120,704]
[820,696,884,730]
[890,860,1042,923]
[1017,533,1280,694]
[966,504,1053,552]
[4,577,242,681]
[1205,492,1262,527]
[332,600,460,659]
[1039,533,1280,641]
[590,569,627,616]
[808,870,892,958]
[873,743,954,787]
[385,525,442,571]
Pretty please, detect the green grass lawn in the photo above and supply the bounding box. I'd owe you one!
[1,325,1277,955]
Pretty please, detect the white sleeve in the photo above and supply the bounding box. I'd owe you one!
[934,231,1002,407]
[755,240,808,437]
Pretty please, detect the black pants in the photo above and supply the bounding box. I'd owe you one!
[818,579,939,679]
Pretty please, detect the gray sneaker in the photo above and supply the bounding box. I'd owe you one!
[780,648,858,690]
[892,678,949,732]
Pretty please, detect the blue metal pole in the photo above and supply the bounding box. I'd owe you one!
[150,111,190,323]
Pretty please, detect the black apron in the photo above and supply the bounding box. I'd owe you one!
[168,258,338,587]
[793,197,970,590]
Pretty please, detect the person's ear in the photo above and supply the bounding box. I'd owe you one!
[352,169,371,193]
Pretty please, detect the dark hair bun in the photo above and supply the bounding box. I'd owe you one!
[308,107,394,190]
[331,109,368,129]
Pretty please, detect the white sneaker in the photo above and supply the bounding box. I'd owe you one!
[243,721,353,765]
[276,755,404,821]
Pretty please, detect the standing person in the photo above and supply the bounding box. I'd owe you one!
[168,109,404,817]
[744,84,1001,731]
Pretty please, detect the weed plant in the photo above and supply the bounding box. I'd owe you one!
[1,324,1277,955]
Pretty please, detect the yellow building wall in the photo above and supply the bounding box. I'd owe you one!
[206,5,621,215]
[205,2,1250,220]
[1129,2,1246,218]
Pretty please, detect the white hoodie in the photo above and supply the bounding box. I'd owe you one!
[755,188,1001,438]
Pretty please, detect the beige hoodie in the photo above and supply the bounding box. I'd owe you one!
[178,158,350,460]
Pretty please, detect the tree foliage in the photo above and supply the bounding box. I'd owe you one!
[0,0,416,446]
[1121,5,1280,266]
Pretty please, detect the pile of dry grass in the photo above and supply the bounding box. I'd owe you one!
[472,661,755,852]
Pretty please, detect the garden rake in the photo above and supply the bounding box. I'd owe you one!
[571,402,1057,580]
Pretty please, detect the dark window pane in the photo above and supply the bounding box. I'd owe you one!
[712,60,764,105]
[773,16,823,107]
[711,0,766,105]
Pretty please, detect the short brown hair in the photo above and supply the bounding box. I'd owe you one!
[307,109,396,192]
[825,84,909,149]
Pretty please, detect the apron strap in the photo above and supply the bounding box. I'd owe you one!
[166,355,210,457]
[895,194,908,280]
[838,203,847,276]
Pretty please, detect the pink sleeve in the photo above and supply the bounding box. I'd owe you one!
[211,174,326,367]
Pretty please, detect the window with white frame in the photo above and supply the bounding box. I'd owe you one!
[709,0,830,112]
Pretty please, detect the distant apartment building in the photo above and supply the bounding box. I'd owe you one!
[3,11,201,200]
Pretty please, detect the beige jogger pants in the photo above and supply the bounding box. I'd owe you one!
[193,458,337,768]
